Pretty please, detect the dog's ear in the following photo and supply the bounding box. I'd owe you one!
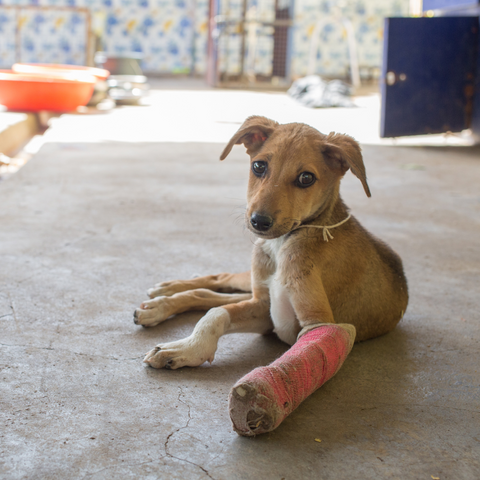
[220,116,279,160]
[322,133,371,197]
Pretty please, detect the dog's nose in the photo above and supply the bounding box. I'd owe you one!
[250,213,273,232]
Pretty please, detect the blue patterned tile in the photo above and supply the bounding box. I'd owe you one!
[0,0,409,76]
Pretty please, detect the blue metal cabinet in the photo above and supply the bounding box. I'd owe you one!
[380,16,479,138]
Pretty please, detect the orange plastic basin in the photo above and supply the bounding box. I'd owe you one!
[0,70,96,112]
[12,63,110,81]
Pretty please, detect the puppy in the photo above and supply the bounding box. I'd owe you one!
[134,116,409,369]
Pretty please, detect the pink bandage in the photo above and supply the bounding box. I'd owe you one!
[229,323,355,436]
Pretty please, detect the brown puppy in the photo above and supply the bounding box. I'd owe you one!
[135,116,409,369]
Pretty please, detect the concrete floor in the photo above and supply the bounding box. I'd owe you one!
[1,84,480,479]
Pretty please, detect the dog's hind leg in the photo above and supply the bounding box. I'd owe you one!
[147,271,251,298]
[134,288,252,327]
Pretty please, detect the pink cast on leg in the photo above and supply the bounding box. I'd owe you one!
[228,323,356,436]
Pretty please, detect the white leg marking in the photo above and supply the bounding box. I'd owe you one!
[143,307,230,369]
[269,278,298,346]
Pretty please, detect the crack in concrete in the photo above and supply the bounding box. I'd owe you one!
[163,387,215,480]
[6,294,19,333]
[81,459,162,478]
[0,312,12,319]
[16,268,45,285]
[356,402,480,415]
[0,342,142,361]
[415,347,480,355]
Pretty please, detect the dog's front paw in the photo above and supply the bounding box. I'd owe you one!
[147,280,186,298]
[134,296,172,327]
[143,336,217,369]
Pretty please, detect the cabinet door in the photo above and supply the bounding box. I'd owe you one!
[380,17,478,138]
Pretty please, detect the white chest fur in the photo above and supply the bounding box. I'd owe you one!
[261,236,285,266]
[261,237,299,345]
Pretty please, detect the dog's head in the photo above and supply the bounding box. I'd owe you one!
[220,116,371,239]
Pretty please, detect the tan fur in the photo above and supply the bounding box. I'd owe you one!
[136,116,408,369]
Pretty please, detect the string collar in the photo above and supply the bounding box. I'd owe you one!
[293,214,351,242]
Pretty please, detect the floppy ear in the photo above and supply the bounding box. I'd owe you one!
[322,132,371,197]
[220,116,279,160]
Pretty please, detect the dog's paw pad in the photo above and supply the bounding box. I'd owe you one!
[133,299,169,327]
[142,337,216,370]
[143,348,176,369]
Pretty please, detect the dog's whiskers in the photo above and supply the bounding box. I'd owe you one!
[233,215,245,226]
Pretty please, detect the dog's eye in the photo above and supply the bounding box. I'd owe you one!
[252,161,267,176]
[297,172,316,187]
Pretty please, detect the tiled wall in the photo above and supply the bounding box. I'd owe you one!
[99,0,209,73]
[0,7,17,67]
[293,0,409,77]
[0,0,409,77]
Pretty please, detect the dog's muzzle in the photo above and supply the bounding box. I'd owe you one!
[250,213,273,232]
